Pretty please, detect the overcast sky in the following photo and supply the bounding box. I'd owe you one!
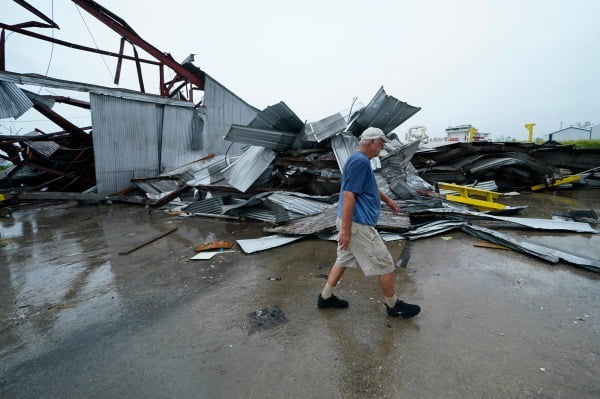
[2,0,599,140]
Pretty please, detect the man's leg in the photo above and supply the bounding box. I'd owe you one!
[318,264,349,309]
[379,272,421,319]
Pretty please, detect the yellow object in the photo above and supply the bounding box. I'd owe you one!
[531,175,580,191]
[0,193,5,202]
[438,182,506,211]
[468,128,478,142]
[525,123,535,142]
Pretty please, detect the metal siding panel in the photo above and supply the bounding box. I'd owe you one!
[91,93,162,194]
[160,105,199,172]
[204,75,258,156]
[224,125,297,151]
[0,80,33,118]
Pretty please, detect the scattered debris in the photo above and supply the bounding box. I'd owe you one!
[118,227,178,255]
[191,250,234,260]
[247,306,288,335]
[194,240,235,252]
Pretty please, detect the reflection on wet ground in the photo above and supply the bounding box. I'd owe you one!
[0,189,599,398]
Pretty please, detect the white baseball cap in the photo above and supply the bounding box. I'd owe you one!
[360,127,390,142]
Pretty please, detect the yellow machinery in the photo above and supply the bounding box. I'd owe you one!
[468,128,478,142]
[531,175,580,191]
[525,123,535,142]
[437,182,506,211]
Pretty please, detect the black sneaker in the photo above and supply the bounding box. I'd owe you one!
[318,294,349,309]
[385,300,420,319]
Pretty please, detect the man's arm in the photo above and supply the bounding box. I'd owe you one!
[378,189,400,213]
[338,190,356,250]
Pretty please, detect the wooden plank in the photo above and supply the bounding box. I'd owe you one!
[473,240,510,250]
[118,227,178,255]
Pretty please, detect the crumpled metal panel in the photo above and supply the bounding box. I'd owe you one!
[236,234,304,254]
[23,90,55,110]
[404,220,467,240]
[462,225,600,272]
[299,113,347,143]
[0,80,33,119]
[380,140,421,179]
[184,197,224,214]
[221,146,276,193]
[331,132,359,170]
[224,125,297,151]
[266,205,338,235]
[265,192,332,216]
[24,132,60,159]
[266,205,411,235]
[249,101,304,133]
[412,208,598,233]
[162,155,227,186]
[134,179,179,195]
[347,86,421,135]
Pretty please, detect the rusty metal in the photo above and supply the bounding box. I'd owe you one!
[0,23,160,66]
[32,103,92,144]
[70,0,205,93]
[131,44,145,93]
[12,0,60,29]
[48,96,91,109]
[114,37,125,84]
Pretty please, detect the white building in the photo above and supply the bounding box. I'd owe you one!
[445,124,490,142]
[591,124,600,140]
[543,126,592,142]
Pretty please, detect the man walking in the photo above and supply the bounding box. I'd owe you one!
[318,127,421,319]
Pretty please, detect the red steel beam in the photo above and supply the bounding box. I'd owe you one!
[32,104,93,144]
[71,0,205,90]
[0,23,160,66]
[12,0,60,29]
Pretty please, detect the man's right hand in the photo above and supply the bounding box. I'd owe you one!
[338,229,351,250]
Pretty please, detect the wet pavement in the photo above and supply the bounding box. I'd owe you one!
[1,190,599,398]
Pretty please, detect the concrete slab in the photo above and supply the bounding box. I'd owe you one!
[1,190,599,398]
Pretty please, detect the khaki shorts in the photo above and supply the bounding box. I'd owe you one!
[335,218,395,276]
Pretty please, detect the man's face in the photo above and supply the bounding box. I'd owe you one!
[366,138,384,158]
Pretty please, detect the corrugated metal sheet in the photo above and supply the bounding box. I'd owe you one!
[236,234,304,254]
[415,208,597,233]
[91,93,163,194]
[221,146,276,192]
[203,74,259,156]
[300,112,347,143]
[23,90,55,110]
[0,80,33,118]
[234,206,290,223]
[159,106,204,172]
[462,224,600,272]
[0,71,196,107]
[249,102,304,133]
[134,179,179,195]
[162,155,227,186]
[265,192,331,215]
[224,125,297,151]
[347,86,421,135]
[184,197,224,214]
[331,132,359,170]
[25,138,60,159]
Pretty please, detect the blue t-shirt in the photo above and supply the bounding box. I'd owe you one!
[337,151,380,226]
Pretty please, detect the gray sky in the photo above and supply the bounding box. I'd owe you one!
[2,0,599,140]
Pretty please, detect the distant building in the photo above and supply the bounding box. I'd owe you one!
[591,125,600,140]
[445,124,490,142]
[543,126,592,142]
